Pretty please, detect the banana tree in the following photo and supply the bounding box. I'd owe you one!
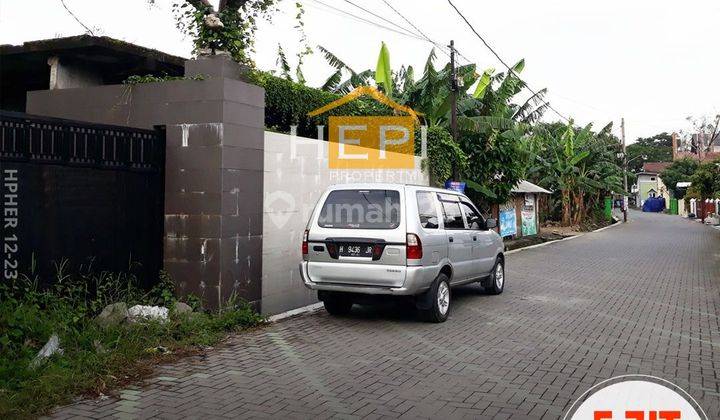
[316,42,548,205]
[318,45,374,94]
[532,122,589,225]
[529,121,622,226]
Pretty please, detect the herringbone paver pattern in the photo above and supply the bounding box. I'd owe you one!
[51,211,720,419]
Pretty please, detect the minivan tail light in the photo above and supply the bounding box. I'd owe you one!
[406,233,423,259]
[326,243,338,259]
[302,229,309,255]
[371,243,384,261]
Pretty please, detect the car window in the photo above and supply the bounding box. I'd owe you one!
[318,189,400,229]
[441,200,465,229]
[460,201,483,230]
[416,191,439,229]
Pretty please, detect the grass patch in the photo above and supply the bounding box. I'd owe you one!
[0,263,265,418]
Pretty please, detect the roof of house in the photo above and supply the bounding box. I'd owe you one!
[512,180,551,194]
[0,35,187,112]
[0,34,186,67]
[642,162,672,174]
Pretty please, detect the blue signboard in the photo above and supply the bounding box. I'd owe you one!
[499,209,517,237]
[444,181,466,193]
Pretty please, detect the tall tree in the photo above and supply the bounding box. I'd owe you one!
[626,132,672,173]
[690,160,720,221]
[660,158,699,198]
[173,0,279,65]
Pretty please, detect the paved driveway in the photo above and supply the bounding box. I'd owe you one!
[53,211,720,419]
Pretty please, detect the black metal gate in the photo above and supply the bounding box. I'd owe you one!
[0,111,165,288]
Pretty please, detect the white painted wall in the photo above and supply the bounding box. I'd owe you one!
[678,198,688,217]
[261,131,429,315]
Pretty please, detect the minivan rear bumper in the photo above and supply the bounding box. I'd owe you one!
[298,261,435,295]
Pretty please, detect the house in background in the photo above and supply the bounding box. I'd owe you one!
[634,162,672,209]
[1,35,185,112]
[672,132,720,163]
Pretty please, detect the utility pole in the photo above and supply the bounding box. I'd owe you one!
[621,117,628,223]
[449,40,459,182]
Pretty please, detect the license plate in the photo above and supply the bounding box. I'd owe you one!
[338,244,373,257]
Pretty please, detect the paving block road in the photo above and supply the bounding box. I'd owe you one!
[51,211,720,419]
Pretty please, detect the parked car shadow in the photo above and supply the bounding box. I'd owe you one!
[333,282,495,323]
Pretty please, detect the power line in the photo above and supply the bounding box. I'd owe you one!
[379,0,466,63]
[304,0,425,42]
[306,0,468,66]
[446,0,570,122]
[380,0,562,126]
[342,0,465,63]
[307,0,570,124]
[341,0,420,40]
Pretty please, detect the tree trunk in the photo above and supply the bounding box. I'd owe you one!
[573,191,584,225]
[561,190,571,226]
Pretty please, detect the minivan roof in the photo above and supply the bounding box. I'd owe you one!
[326,183,462,195]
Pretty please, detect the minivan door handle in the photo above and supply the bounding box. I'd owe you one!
[472,236,477,241]
[448,236,454,243]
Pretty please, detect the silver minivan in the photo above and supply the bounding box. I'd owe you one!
[298,183,505,322]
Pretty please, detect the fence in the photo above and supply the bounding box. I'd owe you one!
[0,111,165,288]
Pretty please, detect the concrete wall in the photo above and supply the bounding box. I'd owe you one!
[26,56,265,310]
[261,131,429,314]
[47,56,103,89]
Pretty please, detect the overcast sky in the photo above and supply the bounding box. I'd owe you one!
[1,0,718,143]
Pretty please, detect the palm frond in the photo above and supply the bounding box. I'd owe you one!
[318,45,356,75]
[322,69,342,92]
[276,44,291,81]
[424,48,437,75]
[513,88,548,123]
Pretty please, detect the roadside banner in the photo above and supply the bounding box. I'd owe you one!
[499,209,517,237]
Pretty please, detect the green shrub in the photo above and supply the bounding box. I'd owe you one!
[416,125,467,186]
[122,73,206,84]
[250,71,392,138]
[0,266,264,418]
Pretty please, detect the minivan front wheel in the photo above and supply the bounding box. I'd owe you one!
[419,274,451,323]
[484,258,505,295]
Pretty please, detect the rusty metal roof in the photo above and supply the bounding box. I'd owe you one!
[512,180,551,194]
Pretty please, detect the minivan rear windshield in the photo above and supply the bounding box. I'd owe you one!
[318,190,401,229]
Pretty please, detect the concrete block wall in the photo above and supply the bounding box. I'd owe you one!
[261,131,429,314]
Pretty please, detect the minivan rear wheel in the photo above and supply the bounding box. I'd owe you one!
[322,294,353,316]
[419,273,451,323]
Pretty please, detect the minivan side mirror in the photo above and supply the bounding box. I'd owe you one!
[484,218,497,230]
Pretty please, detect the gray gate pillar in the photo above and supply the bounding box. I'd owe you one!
[163,56,264,310]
